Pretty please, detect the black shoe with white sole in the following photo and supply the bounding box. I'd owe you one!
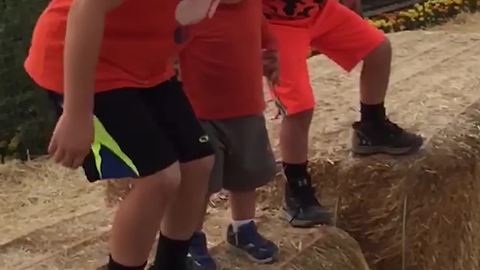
[283,175,333,228]
[351,119,423,155]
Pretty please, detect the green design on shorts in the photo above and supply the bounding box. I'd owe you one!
[91,116,139,178]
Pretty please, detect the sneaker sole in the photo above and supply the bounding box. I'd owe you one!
[281,209,331,228]
[351,143,423,156]
[226,242,278,264]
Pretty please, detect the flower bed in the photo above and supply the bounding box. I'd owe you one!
[368,0,480,32]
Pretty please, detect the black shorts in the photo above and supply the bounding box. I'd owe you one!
[49,77,214,182]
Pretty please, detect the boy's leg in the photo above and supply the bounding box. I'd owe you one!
[185,121,227,270]
[141,78,215,270]
[109,167,180,268]
[268,22,333,228]
[217,115,279,263]
[50,87,186,269]
[311,1,423,155]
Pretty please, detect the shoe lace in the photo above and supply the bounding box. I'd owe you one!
[298,186,321,206]
[287,178,322,224]
[384,119,404,134]
[190,233,209,255]
[240,223,269,248]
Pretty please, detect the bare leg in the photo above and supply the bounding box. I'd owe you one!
[280,109,332,227]
[280,109,314,164]
[151,156,213,270]
[230,190,256,221]
[109,163,181,266]
[161,155,214,240]
[359,38,391,105]
[352,37,423,155]
[195,195,210,232]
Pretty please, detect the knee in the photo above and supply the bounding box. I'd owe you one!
[133,163,182,198]
[365,38,392,64]
[284,109,314,125]
[191,155,215,181]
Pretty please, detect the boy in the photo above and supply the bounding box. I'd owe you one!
[178,0,279,269]
[25,0,218,269]
[263,0,424,227]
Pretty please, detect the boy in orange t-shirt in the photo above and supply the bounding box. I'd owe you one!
[24,0,219,269]
[178,0,279,268]
[263,0,424,228]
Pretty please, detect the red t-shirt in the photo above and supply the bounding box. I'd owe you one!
[263,0,326,20]
[179,0,266,120]
[25,0,179,93]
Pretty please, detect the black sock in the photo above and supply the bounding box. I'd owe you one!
[283,162,309,188]
[107,255,146,270]
[360,102,386,124]
[152,234,191,270]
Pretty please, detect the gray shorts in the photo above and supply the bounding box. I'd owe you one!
[201,114,276,193]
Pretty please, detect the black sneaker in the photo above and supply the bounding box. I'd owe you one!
[351,119,423,155]
[282,175,333,228]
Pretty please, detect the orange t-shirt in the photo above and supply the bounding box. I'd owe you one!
[179,0,266,120]
[25,0,179,93]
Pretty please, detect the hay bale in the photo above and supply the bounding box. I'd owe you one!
[262,29,480,270]
[104,28,480,270]
[312,101,480,270]
[283,227,370,270]
[102,31,480,270]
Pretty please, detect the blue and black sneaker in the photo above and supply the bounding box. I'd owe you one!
[226,221,279,264]
[187,231,217,270]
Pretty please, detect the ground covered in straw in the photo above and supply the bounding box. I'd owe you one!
[1,14,480,270]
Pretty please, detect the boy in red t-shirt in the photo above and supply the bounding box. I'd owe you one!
[177,0,279,268]
[24,0,218,269]
[263,0,424,227]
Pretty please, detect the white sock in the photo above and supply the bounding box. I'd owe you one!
[232,219,254,233]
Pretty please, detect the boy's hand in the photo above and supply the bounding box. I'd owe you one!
[263,49,279,89]
[341,0,363,17]
[175,0,220,26]
[48,113,93,169]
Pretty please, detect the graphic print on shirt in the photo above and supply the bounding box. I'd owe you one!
[263,0,325,20]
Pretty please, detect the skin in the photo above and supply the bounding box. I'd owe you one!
[48,0,123,169]
[47,1,213,266]
[280,39,392,164]
[188,0,280,252]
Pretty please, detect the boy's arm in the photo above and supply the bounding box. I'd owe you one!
[49,0,123,168]
[340,0,363,17]
[261,16,279,88]
[63,0,123,117]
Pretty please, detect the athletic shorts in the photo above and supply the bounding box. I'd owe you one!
[201,114,276,193]
[49,77,214,182]
[268,0,386,115]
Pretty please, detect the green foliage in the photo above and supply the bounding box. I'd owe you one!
[0,0,54,160]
